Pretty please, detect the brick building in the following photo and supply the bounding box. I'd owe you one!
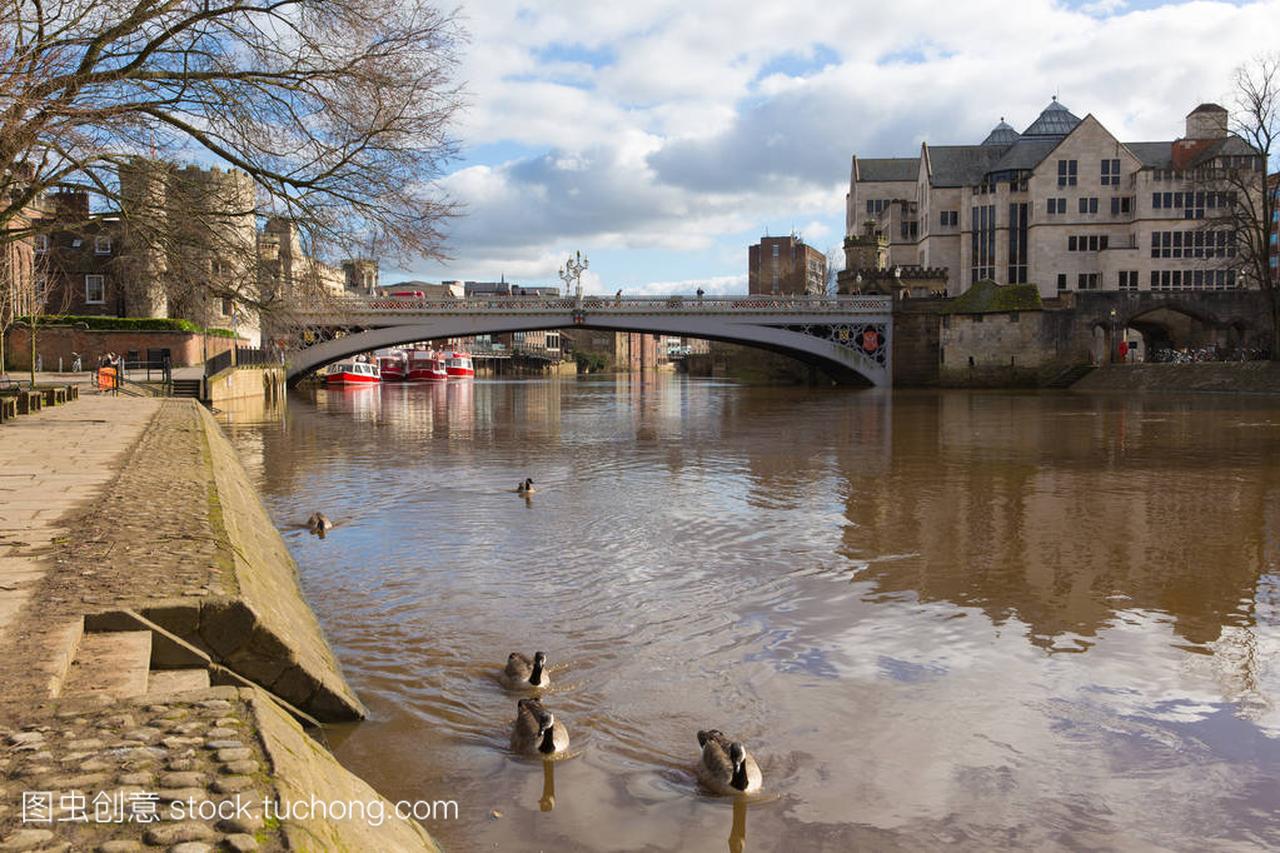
[748,234,827,295]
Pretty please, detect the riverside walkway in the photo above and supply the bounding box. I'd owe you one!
[0,395,160,641]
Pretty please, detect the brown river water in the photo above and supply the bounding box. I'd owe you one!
[219,376,1280,852]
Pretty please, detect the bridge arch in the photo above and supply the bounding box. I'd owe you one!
[284,310,891,387]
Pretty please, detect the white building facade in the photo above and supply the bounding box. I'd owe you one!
[847,100,1265,298]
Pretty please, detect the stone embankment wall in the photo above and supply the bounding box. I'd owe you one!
[206,367,286,405]
[139,403,365,721]
[1071,362,1280,394]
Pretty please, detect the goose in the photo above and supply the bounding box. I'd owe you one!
[511,698,569,756]
[306,512,334,537]
[516,478,535,495]
[502,651,550,689]
[696,729,762,795]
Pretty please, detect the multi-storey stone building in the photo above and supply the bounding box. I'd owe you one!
[847,100,1265,298]
[748,234,827,295]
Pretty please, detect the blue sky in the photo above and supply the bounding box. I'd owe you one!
[393,0,1280,294]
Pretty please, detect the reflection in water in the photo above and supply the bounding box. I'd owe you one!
[540,759,555,812]
[223,378,1280,851]
[728,797,747,853]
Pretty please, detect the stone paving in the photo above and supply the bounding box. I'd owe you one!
[0,395,161,646]
[0,686,282,851]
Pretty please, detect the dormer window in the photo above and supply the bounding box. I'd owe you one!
[33,234,48,254]
[94,235,111,255]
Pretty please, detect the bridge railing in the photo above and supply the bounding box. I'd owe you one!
[315,294,892,316]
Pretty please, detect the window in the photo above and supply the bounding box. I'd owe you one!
[33,234,48,254]
[1110,197,1131,215]
[221,298,234,316]
[1068,235,1077,251]
[1078,197,1098,214]
[939,210,958,227]
[1119,270,1139,290]
[771,244,779,257]
[969,204,996,283]
[1101,158,1121,185]
[865,199,889,216]
[94,235,111,255]
[85,274,105,304]
[1007,203,1028,284]
[1048,198,1066,214]
[1077,273,1099,290]
[1057,159,1078,187]
[34,274,47,304]
[70,238,83,248]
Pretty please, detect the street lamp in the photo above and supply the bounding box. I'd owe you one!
[558,251,588,303]
[1109,308,1118,365]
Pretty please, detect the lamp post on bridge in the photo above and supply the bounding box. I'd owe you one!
[559,251,588,307]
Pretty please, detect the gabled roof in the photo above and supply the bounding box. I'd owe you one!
[856,157,919,182]
[925,145,1007,187]
[1022,98,1081,138]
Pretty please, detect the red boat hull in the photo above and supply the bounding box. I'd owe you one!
[377,361,406,381]
[325,371,381,385]
[446,352,474,379]
[405,368,448,382]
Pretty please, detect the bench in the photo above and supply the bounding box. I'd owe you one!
[0,396,15,422]
[65,383,79,401]
[34,386,68,406]
[15,390,42,415]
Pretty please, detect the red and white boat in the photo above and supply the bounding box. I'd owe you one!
[406,348,448,382]
[325,360,381,385]
[375,349,407,382]
[446,351,475,379]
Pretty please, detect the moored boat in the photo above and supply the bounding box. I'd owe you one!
[325,360,381,385]
[446,351,475,379]
[406,348,448,382]
[376,349,408,381]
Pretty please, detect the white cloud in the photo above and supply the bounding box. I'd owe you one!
[413,0,1280,285]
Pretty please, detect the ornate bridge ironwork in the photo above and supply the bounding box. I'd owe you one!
[283,294,895,386]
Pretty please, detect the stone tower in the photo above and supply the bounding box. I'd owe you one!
[117,158,171,318]
[119,159,257,339]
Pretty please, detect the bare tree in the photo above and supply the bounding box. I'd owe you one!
[1208,54,1279,358]
[824,244,844,296]
[0,0,463,320]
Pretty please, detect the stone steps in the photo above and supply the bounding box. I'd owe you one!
[61,629,152,699]
[147,667,211,695]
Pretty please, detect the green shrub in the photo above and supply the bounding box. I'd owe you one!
[17,315,240,336]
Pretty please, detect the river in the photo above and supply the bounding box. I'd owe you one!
[220,376,1280,852]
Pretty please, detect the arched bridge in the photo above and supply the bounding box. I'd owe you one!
[284,294,895,386]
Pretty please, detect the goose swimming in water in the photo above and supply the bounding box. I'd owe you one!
[516,478,535,495]
[511,698,569,756]
[501,650,550,688]
[696,729,762,795]
[306,512,333,538]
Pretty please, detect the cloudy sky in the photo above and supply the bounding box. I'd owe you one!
[394,0,1280,294]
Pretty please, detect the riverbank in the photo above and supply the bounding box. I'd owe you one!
[1072,361,1280,394]
[0,398,438,850]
